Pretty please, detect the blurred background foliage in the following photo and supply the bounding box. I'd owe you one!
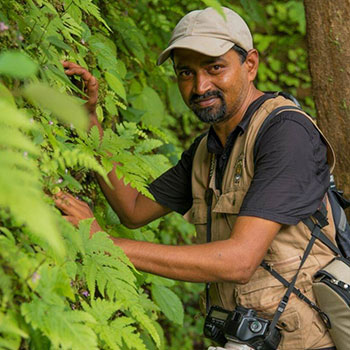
[0,0,311,349]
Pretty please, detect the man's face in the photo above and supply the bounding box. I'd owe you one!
[173,49,249,124]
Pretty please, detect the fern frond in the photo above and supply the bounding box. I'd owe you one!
[111,321,147,350]
[100,129,135,153]
[21,299,98,350]
[73,0,111,30]
[56,148,111,185]
[83,255,138,301]
[82,299,147,350]
[0,234,37,282]
[128,306,161,348]
[134,139,163,154]
[81,299,119,324]
[61,13,83,37]
[0,311,28,339]
[0,266,13,305]
[0,103,64,256]
[0,100,35,130]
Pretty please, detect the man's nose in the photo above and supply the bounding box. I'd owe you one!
[193,73,212,95]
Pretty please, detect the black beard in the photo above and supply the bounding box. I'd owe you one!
[189,90,227,124]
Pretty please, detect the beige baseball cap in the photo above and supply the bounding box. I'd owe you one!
[157,7,253,65]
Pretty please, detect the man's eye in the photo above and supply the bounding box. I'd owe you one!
[210,65,222,73]
[179,70,192,77]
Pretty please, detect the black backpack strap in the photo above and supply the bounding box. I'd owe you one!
[253,105,305,161]
[268,230,318,330]
[302,201,342,257]
[205,155,216,314]
[261,261,331,328]
[328,175,350,258]
[264,201,332,331]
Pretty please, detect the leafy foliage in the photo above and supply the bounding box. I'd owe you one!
[0,0,313,349]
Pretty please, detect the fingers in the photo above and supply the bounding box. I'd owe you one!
[55,191,102,236]
[62,61,98,105]
[54,193,78,217]
[62,61,97,85]
[54,191,93,219]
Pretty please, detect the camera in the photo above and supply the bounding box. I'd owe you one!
[204,306,281,350]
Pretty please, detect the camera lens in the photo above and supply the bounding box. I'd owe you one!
[249,320,263,333]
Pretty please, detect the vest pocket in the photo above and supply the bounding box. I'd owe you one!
[212,189,246,215]
[190,200,208,244]
[235,264,318,350]
[235,267,313,311]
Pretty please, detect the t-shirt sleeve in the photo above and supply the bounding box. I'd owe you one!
[239,111,330,225]
[148,134,205,215]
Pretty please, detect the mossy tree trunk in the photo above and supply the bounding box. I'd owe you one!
[304,0,350,211]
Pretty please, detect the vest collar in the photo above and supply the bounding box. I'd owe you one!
[206,93,276,155]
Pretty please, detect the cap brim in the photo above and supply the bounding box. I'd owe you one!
[157,36,234,65]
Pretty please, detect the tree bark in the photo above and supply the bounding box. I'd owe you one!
[304,0,350,208]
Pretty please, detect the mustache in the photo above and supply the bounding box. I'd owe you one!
[190,90,224,105]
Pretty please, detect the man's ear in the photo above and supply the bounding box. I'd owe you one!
[245,49,259,82]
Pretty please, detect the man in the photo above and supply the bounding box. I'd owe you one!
[56,7,337,350]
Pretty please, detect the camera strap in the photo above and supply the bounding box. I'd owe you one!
[205,154,216,315]
[265,200,332,331]
[260,261,330,327]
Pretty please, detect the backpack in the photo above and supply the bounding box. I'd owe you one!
[258,99,350,350]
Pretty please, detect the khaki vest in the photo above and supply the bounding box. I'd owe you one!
[190,96,337,350]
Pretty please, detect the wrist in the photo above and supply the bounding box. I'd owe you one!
[89,219,102,237]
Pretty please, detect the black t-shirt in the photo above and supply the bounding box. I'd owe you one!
[149,94,330,225]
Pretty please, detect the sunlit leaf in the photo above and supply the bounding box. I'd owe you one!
[132,86,164,127]
[0,83,16,107]
[201,0,225,18]
[22,83,88,130]
[0,51,38,79]
[105,72,126,101]
[151,285,184,325]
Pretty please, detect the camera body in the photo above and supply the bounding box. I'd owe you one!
[204,305,281,350]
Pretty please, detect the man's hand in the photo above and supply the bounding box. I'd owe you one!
[54,191,102,236]
[62,61,99,117]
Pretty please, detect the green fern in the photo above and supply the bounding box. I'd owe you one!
[21,299,98,350]
[0,1,194,348]
[0,100,64,256]
[77,220,160,347]
[73,0,111,30]
[82,299,147,350]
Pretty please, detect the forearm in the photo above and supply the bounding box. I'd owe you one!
[109,217,282,283]
[111,237,251,283]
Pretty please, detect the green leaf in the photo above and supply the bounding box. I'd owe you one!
[0,83,16,107]
[0,100,35,130]
[36,264,75,301]
[105,72,126,101]
[132,86,164,127]
[22,83,88,131]
[145,274,175,288]
[88,34,117,71]
[239,0,269,29]
[115,60,127,79]
[0,311,28,338]
[21,299,98,350]
[201,0,225,18]
[167,82,189,115]
[47,35,72,51]
[0,51,38,79]
[151,285,184,325]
